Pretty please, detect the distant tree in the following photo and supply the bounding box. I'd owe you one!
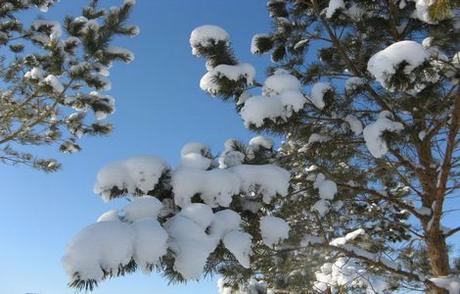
[63,1,460,293]
[0,0,137,171]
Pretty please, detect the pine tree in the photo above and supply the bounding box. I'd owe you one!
[0,0,137,172]
[63,1,460,293]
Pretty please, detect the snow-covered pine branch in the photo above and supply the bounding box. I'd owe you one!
[63,138,292,290]
[0,0,137,171]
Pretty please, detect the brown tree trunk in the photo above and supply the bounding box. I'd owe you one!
[426,229,450,294]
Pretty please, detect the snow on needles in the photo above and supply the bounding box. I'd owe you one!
[367,40,429,91]
[123,196,163,222]
[314,258,389,293]
[93,156,168,200]
[259,216,290,247]
[62,221,135,281]
[309,82,332,110]
[363,111,404,158]
[172,164,290,208]
[329,228,365,246]
[240,71,306,127]
[200,63,256,95]
[249,136,274,150]
[43,75,64,93]
[344,115,363,135]
[166,204,252,279]
[310,173,338,217]
[190,25,229,56]
[63,202,169,279]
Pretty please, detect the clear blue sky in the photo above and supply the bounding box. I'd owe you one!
[0,1,272,293]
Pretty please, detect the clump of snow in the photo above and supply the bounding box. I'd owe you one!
[210,209,253,268]
[237,90,252,105]
[93,156,168,200]
[172,167,240,208]
[240,92,306,127]
[312,199,331,217]
[190,25,230,56]
[410,0,438,24]
[263,72,301,96]
[314,173,337,200]
[309,82,331,110]
[43,75,64,93]
[314,258,388,293]
[259,216,290,246]
[363,111,404,158]
[132,218,168,272]
[24,67,44,80]
[367,41,430,91]
[325,0,345,18]
[294,39,309,50]
[122,196,163,222]
[279,90,307,116]
[165,204,216,279]
[430,276,460,293]
[181,153,212,170]
[310,173,337,217]
[240,95,284,127]
[172,163,290,207]
[249,136,274,150]
[62,221,134,282]
[453,52,460,65]
[418,130,427,141]
[218,149,245,168]
[63,212,169,282]
[180,203,214,228]
[239,71,306,127]
[230,164,290,204]
[344,115,363,135]
[209,209,241,238]
[329,228,365,246]
[223,231,253,268]
[216,63,255,82]
[200,63,255,95]
[181,142,209,157]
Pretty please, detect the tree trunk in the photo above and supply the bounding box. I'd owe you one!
[426,229,450,294]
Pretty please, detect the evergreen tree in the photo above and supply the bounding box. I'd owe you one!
[0,0,137,171]
[63,1,460,293]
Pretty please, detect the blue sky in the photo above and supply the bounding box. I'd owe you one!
[0,1,272,293]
